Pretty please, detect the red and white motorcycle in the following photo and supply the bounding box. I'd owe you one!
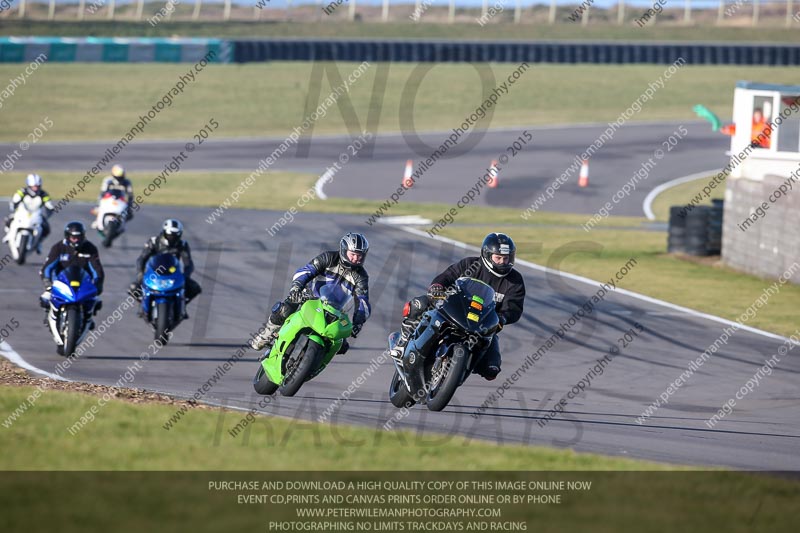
[2,196,45,265]
[92,190,128,248]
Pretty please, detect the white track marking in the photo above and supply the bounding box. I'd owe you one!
[395,225,800,346]
[642,169,721,221]
[314,168,335,200]
[0,341,70,381]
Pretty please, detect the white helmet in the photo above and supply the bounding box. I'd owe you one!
[161,219,183,246]
[26,173,42,188]
[111,164,125,179]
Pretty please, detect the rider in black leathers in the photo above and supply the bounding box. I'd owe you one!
[390,233,525,381]
[129,219,202,311]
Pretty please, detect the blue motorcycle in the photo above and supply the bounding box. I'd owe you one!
[47,265,101,357]
[140,253,185,344]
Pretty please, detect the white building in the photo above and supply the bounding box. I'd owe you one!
[723,81,800,282]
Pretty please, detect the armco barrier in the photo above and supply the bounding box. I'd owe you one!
[0,37,231,63]
[232,39,800,65]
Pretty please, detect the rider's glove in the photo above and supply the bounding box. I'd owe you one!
[497,315,507,332]
[427,283,446,301]
[287,285,305,303]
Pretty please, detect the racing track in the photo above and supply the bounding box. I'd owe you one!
[3,123,798,471]
[1,203,798,470]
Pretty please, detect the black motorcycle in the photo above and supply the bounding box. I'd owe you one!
[387,277,500,412]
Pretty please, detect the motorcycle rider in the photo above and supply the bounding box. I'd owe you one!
[129,219,201,315]
[40,221,105,322]
[98,164,134,221]
[3,174,55,254]
[390,233,525,381]
[250,232,371,352]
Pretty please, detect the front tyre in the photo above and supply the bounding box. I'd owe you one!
[279,338,324,397]
[155,301,172,344]
[103,218,119,248]
[388,369,416,409]
[16,234,29,265]
[426,344,468,412]
[62,307,82,358]
[253,365,279,396]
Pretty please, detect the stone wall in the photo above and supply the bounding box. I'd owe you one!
[723,174,800,282]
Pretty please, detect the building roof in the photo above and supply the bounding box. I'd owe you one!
[737,81,800,93]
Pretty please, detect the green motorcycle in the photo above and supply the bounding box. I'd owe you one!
[253,284,354,397]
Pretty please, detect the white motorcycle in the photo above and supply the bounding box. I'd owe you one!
[93,190,128,248]
[2,197,45,265]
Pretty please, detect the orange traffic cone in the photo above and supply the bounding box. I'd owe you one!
[403,160,414,188]
[578,159,589,188]
[487,160,499,188]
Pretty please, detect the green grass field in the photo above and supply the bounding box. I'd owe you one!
[1,62,798,141]
[4,170,796,337]
[2,386,798,532]
[3,18,800,42]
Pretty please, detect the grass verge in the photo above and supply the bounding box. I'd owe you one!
[0,364,669,470]
[649,173,726,222]
[2,63,799,141]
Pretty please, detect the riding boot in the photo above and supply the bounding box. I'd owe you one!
[250,319,282,351]
[389,318,417,360]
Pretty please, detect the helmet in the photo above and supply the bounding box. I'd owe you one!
[64,221,86,248]
[339,232,369,268]
[480,233,516,277]
[111,164,126,179]
[161,219,183,246]
[26,173,42,189]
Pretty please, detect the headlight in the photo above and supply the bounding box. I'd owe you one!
[148,278,175,291]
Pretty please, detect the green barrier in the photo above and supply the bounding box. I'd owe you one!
[0,37,231,64]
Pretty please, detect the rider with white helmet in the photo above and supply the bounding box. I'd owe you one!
[4,174,55,253]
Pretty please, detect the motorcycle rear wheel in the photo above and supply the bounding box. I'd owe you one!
[388,369,416,409]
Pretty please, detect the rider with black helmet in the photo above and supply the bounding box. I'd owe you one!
[390,233,525,380]
[129,219,202,310]
[250,232,371,351]
[40,221,105,312]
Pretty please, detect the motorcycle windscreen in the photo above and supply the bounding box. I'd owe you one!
[144,254,184,291]
[53,266,96,303]
[101,189,126,201]
[439,277,498,334]
[313,282,354,313]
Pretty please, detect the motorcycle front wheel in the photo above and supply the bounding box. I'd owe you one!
[426,344,468,412]
[155,301,172,344]
[279,337,324,397]
[16,234,28,265]
[253,364,279,396]
[62,306,82,358]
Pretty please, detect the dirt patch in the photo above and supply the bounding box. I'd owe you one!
[0,357,215,412]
